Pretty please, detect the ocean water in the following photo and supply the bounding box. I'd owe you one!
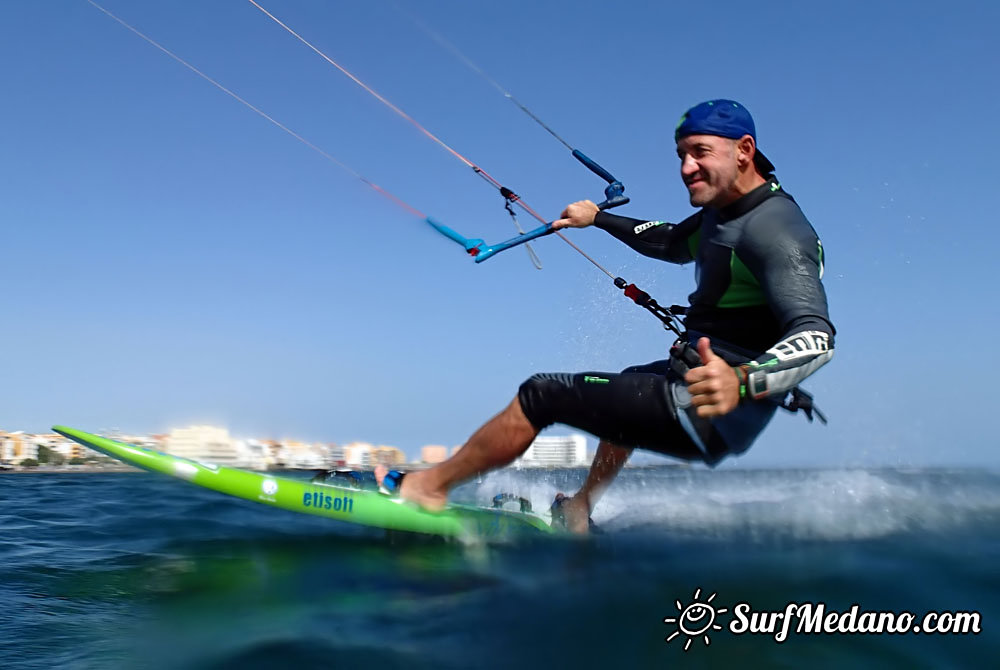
[1,466,997,669]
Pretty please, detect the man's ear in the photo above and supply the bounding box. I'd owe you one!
[736,135,756,169]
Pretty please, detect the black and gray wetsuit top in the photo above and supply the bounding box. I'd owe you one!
[594,178,835,403]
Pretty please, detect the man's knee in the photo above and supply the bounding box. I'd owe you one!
[518,373,576,430]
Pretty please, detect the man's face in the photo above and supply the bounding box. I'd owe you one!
[676,134,741,208]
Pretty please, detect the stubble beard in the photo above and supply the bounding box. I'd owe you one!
[688,184,716,208]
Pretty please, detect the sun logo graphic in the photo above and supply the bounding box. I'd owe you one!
[663,587,727,651]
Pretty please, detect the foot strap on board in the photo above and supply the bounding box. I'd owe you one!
[492,493,533,514]
[311,469,377,489]
[379,470,406,496]
[549,492,598,531]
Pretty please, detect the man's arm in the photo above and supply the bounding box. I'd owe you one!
[735,200,835,400]
[553,200,700,265]
[593,210,700,264]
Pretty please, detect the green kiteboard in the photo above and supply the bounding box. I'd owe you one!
[53,426,556,540]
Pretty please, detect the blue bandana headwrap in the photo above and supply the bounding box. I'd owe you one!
[675,99,775,174]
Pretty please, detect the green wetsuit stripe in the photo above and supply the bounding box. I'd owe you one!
[687,226,701,259]
[717,251,767,308]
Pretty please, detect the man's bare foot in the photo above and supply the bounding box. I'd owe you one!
[551,492,592,535]
[374,465,448,512]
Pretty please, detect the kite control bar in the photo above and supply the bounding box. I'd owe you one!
[426,217,555,263]
[427,192,626,264]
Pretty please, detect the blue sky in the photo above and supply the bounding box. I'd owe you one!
[2,0,997,466]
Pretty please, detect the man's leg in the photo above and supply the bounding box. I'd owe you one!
[558,440,633,533]
[376,395,537,511]
[377,365,703,518]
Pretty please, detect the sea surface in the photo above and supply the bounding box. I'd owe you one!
[1,466,997,669]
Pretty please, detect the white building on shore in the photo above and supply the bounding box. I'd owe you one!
[516,434,588,468]
[0,432,37,463]
[240,440,271,470]
[276,440,330,469]
[164,426,241,467]
[421,445,448,464]
[343,442,374,467]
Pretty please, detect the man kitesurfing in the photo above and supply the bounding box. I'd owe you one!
[79,5,832,536]
[376,99,836,533]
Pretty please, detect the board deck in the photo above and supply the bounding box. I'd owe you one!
[53,426,555,540]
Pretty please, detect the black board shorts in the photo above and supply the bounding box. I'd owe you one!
[517,359,777,466]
